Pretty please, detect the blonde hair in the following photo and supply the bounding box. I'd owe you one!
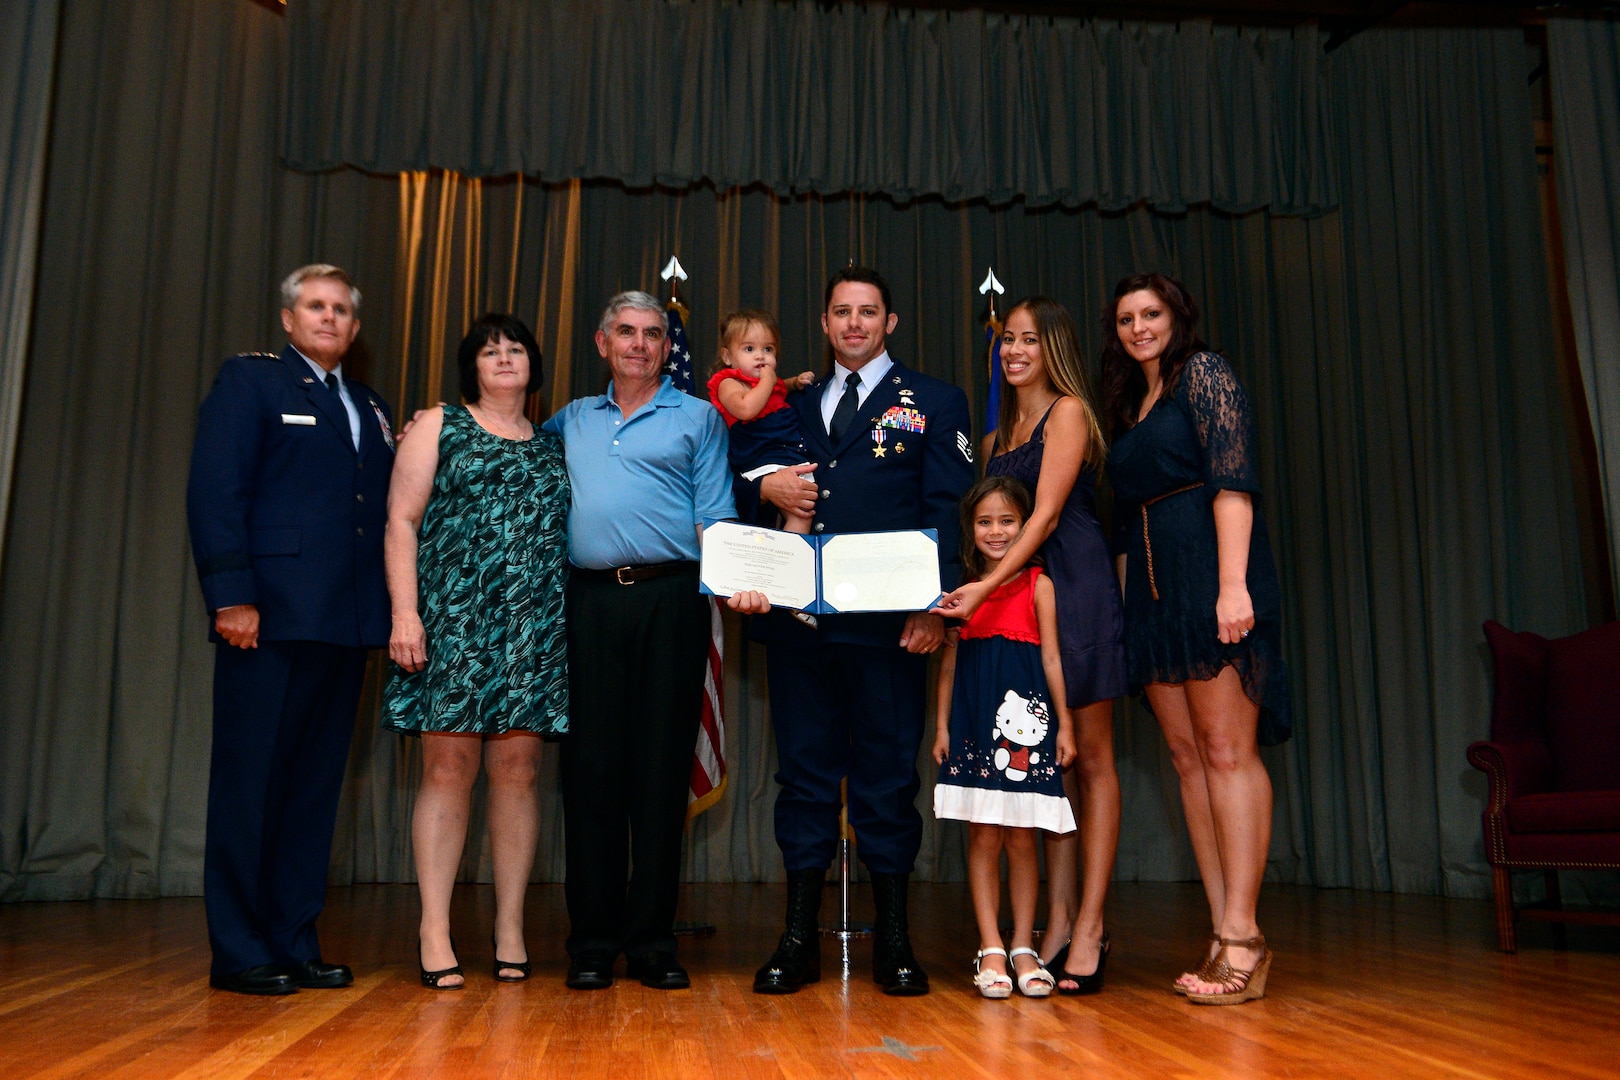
[280,264,360,311]
[712,308,781,374]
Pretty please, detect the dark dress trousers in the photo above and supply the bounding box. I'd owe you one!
[748,360,973,875]
[186,345,392,979]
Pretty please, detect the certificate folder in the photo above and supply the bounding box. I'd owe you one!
[699,520,942,614]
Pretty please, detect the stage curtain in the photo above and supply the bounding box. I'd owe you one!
[0,0,58,588]
[1549,18,1620,592]
[283,0,1337,216]
[0,0,403,900]
[0,0,1592,902]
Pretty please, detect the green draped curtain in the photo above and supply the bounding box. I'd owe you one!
[1548,18,1620,593]
[285,0,1337,215]
[0,0,1594,902]
[0,0,59,587]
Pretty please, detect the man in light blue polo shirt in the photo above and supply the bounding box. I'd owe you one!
[543,290,734,991]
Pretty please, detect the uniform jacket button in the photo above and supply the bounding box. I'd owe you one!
[813,522,825,533]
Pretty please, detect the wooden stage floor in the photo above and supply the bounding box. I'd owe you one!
[2,882,1617,1079]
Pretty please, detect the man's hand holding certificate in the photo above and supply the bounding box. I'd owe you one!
[699,523,819,610]
[701,520,942,614]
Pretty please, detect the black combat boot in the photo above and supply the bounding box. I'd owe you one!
[753,869,825,993]
[870,872,929,996]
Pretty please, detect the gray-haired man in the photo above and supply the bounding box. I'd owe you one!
[541,292,735,990]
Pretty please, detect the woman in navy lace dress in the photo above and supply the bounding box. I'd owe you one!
[1101,273,1290,1006]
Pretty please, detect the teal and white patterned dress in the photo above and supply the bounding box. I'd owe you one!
[384,404,569,736]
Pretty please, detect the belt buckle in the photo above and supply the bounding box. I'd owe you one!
[615,566,636,585]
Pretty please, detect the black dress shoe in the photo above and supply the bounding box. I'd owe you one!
[565,953,615,990]
[290,959,354,988]
[753,933,821,994]
[210,964,297,996]
[626,953,690,990]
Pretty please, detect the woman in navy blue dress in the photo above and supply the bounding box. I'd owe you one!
[1101,272,1290,1005]
[934,297,1125,994]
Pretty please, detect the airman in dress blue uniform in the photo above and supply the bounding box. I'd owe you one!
[186,265,393,995]
[736,267,974,996]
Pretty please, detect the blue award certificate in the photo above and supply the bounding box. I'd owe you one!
[699,520,941,614]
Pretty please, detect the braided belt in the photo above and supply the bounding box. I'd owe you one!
[1140,483,1205,601]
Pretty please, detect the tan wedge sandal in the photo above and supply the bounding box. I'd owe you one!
[1172,931,1221,995]
[1185,934,1271,1005]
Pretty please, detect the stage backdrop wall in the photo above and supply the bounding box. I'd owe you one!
[0,0,1595,904]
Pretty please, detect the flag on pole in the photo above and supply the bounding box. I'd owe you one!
[984,323,1003,435]
[660,257,728,820]
[980,268,1006,435]
[663,297,696,397]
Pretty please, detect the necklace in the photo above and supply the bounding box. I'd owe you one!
[468,402,532,441]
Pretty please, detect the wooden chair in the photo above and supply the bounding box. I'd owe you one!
[1466,620,1620,951]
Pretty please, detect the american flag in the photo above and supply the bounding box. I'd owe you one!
[666,298,728,819]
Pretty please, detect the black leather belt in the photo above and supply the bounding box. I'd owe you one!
[572,561,698,585]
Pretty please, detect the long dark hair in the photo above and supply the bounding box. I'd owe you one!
[458,313,544,403]
[1098,273,1207,435]
[958,475,1036,583]
[994,296,1107,468]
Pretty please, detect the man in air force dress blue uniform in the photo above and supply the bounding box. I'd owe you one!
[736,267,974,996]
[186,265,394,995]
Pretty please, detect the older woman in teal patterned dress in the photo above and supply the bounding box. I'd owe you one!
[384,314,569,990]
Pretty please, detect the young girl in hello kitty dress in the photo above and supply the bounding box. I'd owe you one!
[933,475,1077,999]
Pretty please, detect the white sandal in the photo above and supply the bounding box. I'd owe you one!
[1010,947,1055,998]
[973,948,1013,999]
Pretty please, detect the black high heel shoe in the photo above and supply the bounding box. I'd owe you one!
[1056,932,1109,996]
[493,934,531,983]
[420,934,464,991]
[1043,939,1071,975]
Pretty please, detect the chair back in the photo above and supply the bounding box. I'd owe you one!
[1488,620,1620,792]
[1544,622,1620,792]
